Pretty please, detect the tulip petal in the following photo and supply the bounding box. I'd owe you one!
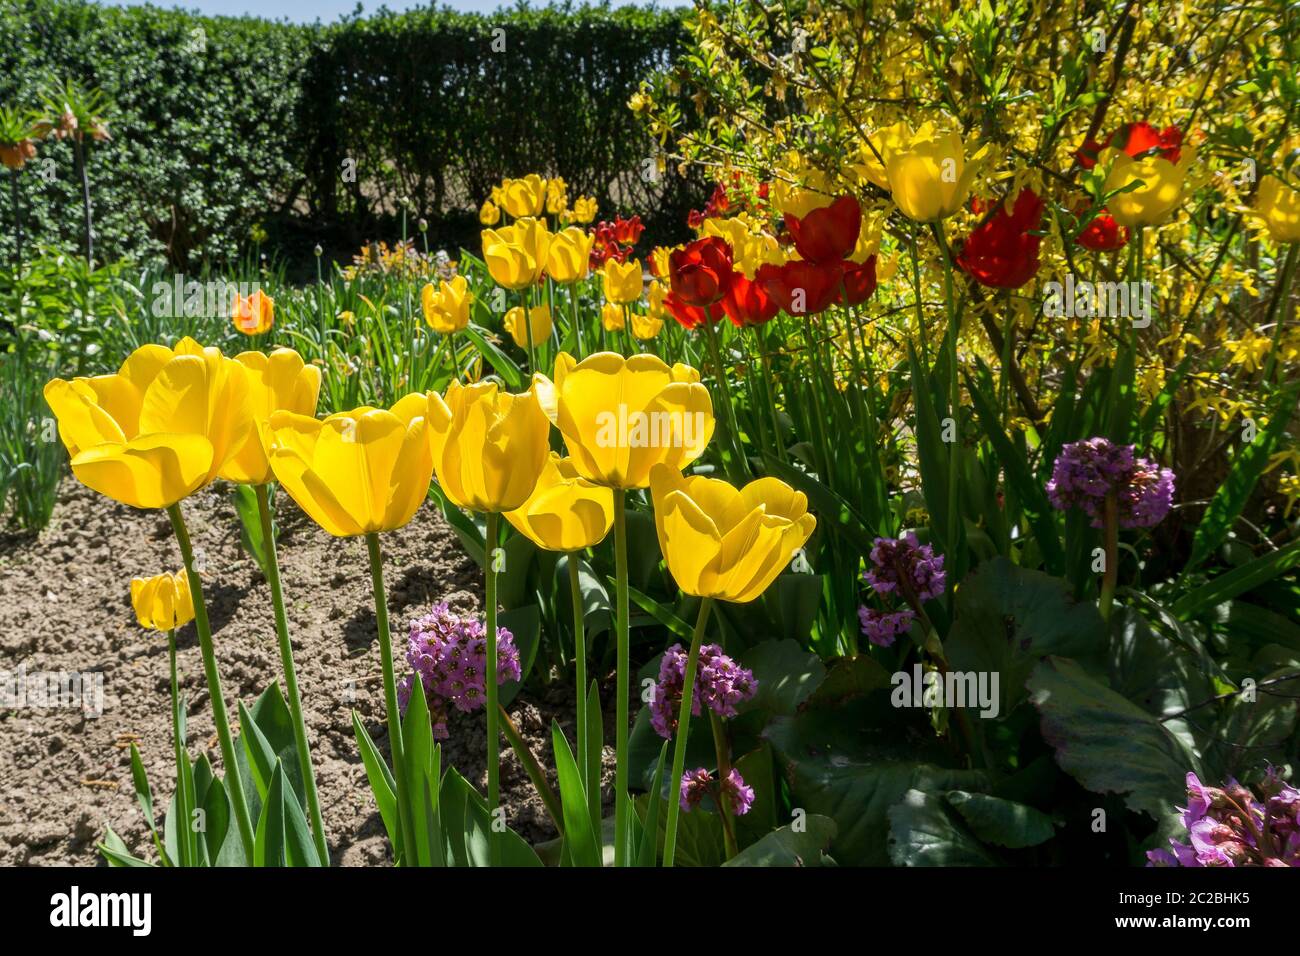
[657,488,724,597]
[44,378,127,456]
[382,417,433,531]
[71,433,213,509]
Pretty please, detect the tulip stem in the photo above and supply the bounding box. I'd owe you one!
[1099,491,1119,623]
[570,287,583,358]
[256,484,330,865]
[613,489,631,866]
[166,503,256,863]
[485,511,502,866]
[365,532,418,865]
[167,628,192,868]
[569,553,588,795]
[522,288,537,373]
[448,331,461,382]
[662,596,713,868]
[701,317,748,482]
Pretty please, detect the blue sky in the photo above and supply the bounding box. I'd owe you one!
[98,0,689,24]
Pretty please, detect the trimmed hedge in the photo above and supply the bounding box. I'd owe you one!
[0,0,698,271]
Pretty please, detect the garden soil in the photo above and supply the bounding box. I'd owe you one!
[0,482,606,865]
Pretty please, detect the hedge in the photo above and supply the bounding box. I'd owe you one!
[0,0,699,272]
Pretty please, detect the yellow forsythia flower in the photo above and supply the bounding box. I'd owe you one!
[504,304,553,349]
[221,348,321,486]
[231,290,274,336]
[602,257,643,305]
[421,275,473,334]
[264,394,432,536]
[131,570,195,631]
[649,464,816,603]
[504,452,614,551]
[538,352,713,489]
[44,338,251,509]
[427,379,551,513]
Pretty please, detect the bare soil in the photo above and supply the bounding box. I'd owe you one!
[0,481,591,866]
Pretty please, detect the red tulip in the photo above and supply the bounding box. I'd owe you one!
[841,256,878,306]
[1074,205,1129,252]
[669,236,735,307]
[783,195,862,265]
[663,291,724,330]
[1076,121,1182,169]
[955,189,1044,290]
[757,260,843,316]
[721,271,780,327]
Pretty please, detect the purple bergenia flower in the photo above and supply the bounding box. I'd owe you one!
[651,643,757,739]
[863,533,946,603]
[1146,769,1299,867]
[397,601,520,738]
[679,767,754,816]
[857,607,916,647]
[1047,436,1175,529]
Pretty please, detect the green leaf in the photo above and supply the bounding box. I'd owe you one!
[498,604,541,708]
[254,761,289,867]
[723,814,837,866]
[887,789,1000,866]
[764,698,986,865]
[1184,391,1297,573]
[1173,539,1300,620]
[739,639,826,717]
[401,677,437,867]
[232,483,271,578]
[585,679,603,829]
[945,557,1107,714]
[98,826,155,868]
[552,720,601,867]
[463,323,523,389]
[634,740,669,867]
[625,582,693,640]
[1027,657,1197,819]
[352,710,400,856]
[945,791,1054,848]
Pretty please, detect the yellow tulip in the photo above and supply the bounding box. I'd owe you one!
[852,120,915,190]
[602,303,626,332]
[569,195,598,224]
[44,337,251,510]
[500,174,547,218]
[541,351,714,489]
[231,290,274,335]
[131,570,195,631]
[504,453,614,551]
[505,304,553,350]
[421,275,473,333]
[426,380,551,513]
[649,464,816,603]
[884,122,985,222]
[264,394,432,537]
[220,348,321,485]
[602,257,643,305]
[1250,175,1300,244]
[1103,146,1197,228]
[630,311,663,341]
[546,177,568,216]
[479,200,501,226]
[546,227,593,283]
[483,218,550,290]
[703,217,782,278]
[770,163,838,219]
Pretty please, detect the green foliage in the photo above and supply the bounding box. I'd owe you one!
[0,0,697,270]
